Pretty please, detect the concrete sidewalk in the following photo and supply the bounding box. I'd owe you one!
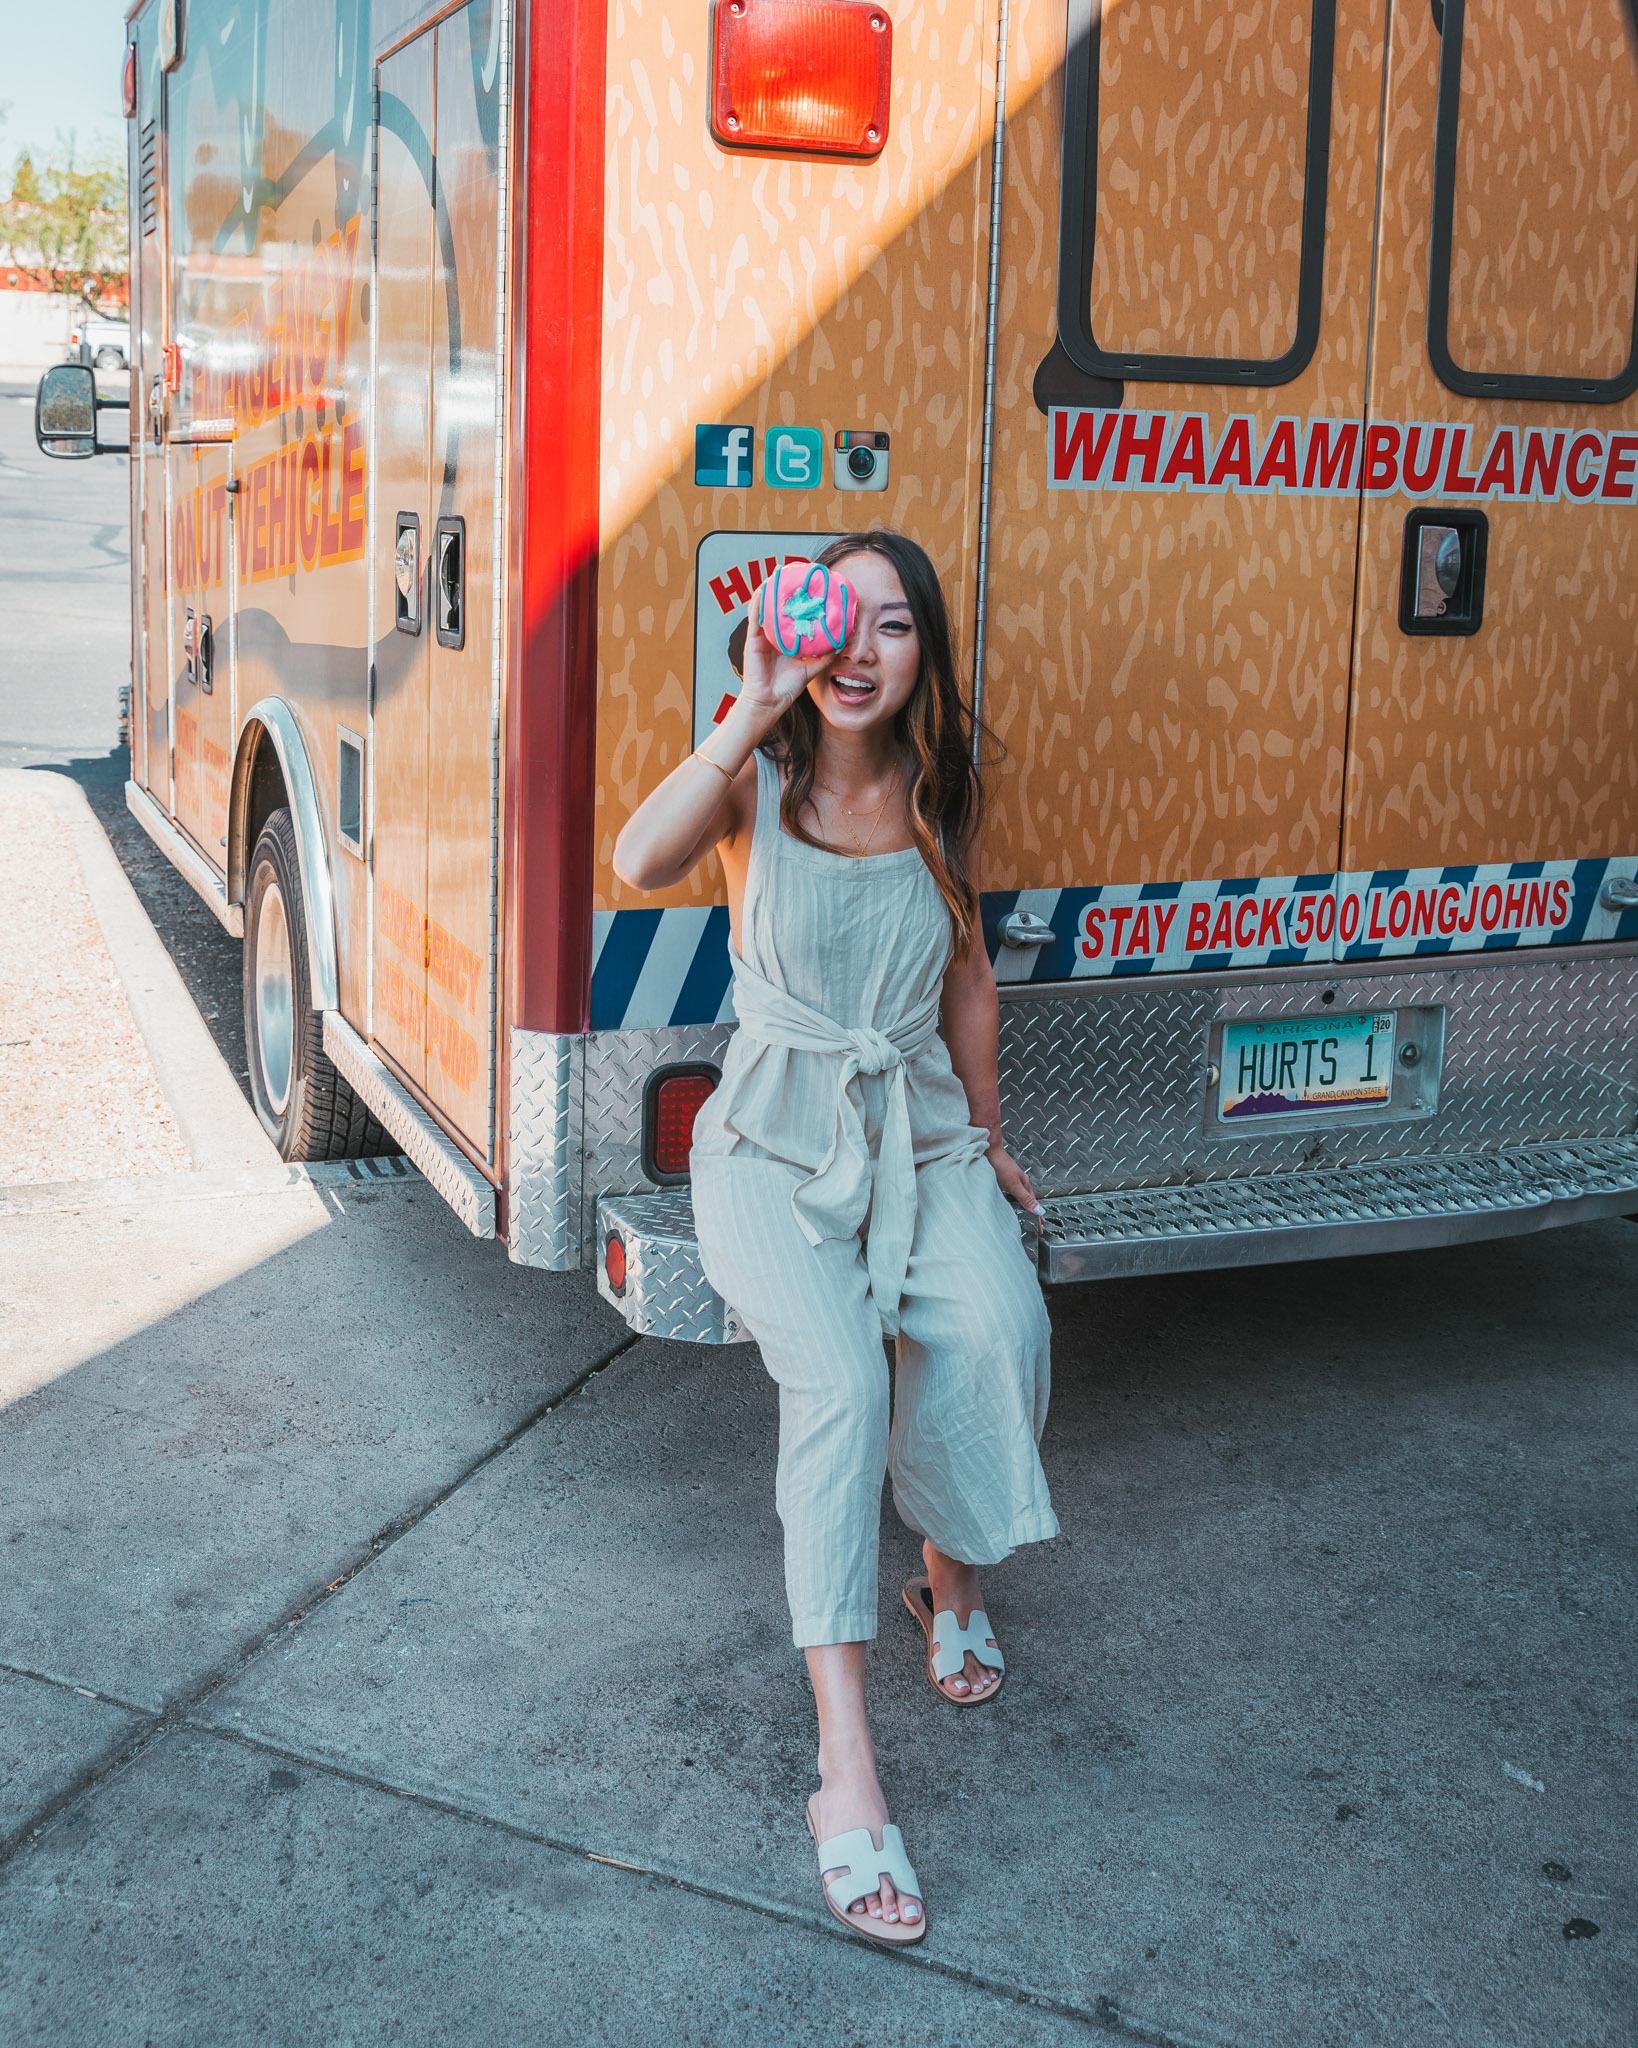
[0,786,1634,2044]
[0,770,270,1190]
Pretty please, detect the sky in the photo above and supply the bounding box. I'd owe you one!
[0,0,130,178]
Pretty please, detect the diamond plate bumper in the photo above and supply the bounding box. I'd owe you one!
[595,1189,745,1344]
[590,1142,1638,1338]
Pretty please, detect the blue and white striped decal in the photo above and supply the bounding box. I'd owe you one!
[591,858,1638,1027]
[1336,858,1638,961]
[591,908,739,1030]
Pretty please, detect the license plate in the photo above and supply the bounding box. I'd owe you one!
[1219,1011,1396,1121]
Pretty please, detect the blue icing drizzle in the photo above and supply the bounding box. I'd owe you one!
[769,562,851,655]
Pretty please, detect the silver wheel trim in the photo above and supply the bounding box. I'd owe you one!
[255,879,295,1117]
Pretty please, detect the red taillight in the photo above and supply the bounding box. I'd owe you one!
[122,44,137,120]
[649,1071,717,1178]
[711,0,891,160]
[605,1233,627,1294]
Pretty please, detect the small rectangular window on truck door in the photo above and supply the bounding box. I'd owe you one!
[1428,0,1638,403]
[1054,0,1337,386]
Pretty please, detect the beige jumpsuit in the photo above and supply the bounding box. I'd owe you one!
[691,749,1058,1647]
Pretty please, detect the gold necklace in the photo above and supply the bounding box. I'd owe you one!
[816,765,899,857]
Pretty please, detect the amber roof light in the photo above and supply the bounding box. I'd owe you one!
[711,0,892,161]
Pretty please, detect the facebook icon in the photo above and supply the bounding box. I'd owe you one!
[695,424,754,488]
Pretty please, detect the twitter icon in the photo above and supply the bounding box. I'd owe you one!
[764,426,823,490]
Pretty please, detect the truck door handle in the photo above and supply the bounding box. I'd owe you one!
[1599,876,1638,913]
[1399,507,1487,636]
[998,910,1054,948]
[435,516,465,649]
[394,513,422,634]
[183,607,213,692]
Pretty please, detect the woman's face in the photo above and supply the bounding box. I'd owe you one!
[806,550,921,736]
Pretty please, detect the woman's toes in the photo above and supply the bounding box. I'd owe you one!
[900,1895,922,1922]
[879,1880,899,1923]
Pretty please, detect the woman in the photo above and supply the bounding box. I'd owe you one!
[613,530,1056,1945]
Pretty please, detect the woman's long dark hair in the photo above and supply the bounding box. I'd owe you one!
[765,529,991,959]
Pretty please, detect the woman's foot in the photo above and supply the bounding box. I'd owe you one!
[810,1734,923,1928]
[923,1538,1002,1701]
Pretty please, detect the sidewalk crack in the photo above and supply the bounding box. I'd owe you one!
[186,1721,1228,2046]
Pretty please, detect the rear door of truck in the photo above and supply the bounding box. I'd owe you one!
[1337,0,1638,957]
[984,0,1386,984]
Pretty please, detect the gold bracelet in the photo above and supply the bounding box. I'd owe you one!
[692,748,737,782]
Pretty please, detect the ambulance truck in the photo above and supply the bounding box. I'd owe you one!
[38,0,1638,1340]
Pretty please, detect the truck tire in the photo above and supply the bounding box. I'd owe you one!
[243,808,392,1160]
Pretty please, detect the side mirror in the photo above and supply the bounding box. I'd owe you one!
[35,362,130,458]
[36,364,97,459]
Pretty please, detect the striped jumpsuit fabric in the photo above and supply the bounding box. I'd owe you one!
[690,749,1058,1648]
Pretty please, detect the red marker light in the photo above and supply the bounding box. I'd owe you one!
[122,44,138,120]
[604,1233,627,1294]
[711,0,891,160]
[649,1071,717,1179]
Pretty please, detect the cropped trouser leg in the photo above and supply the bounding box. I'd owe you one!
[889,1151,1059,1565]
[693,1152,1058,1650]
[695,1158,890,1648]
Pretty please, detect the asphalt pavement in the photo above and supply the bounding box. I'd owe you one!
[0,383,249,1095]
[0,376,1634,2046]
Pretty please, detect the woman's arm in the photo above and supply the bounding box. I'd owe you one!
[941,931,1042,1214]
[611,620,830,891]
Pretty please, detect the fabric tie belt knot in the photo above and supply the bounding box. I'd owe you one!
[846,1027,902,1077]
[728,957,949,1336]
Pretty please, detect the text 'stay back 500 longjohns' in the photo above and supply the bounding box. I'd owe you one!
[61,0,1638,1334]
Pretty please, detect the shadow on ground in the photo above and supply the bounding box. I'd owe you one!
[2,1206,1632,2043]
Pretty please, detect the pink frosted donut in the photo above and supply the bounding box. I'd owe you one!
[757,559,855,660]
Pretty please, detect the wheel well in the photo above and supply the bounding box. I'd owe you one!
[244,731,288,864]
[230,723,290,907]
[228,698,340,1011]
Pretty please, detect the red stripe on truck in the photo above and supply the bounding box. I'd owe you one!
[507,0,607,1036]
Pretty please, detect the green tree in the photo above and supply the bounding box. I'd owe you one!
[1,139,128,315]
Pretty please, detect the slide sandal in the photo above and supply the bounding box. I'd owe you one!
[902,1576,1006,1706]
[805,1797,927,1946]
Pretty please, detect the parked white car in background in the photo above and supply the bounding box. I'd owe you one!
[68,318,130,370]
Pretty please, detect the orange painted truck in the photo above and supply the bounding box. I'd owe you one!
[38,0,1638,1338]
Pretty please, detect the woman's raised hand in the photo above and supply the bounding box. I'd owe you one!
[733,603,833,736]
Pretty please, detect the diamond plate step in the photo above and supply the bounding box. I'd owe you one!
[1032,1140,1638,1282]
[596,1189,745,1345]
[594,1141,1638,1341]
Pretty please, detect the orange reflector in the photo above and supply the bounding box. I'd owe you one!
[604,1233,627,1294]
[650,1072,717,1179]
[711,0,891,160]
[122,44,137,119]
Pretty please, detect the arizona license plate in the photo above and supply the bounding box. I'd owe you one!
[1219,1011,1396,1121]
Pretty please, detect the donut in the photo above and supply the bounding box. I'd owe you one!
[757,559,855,660]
